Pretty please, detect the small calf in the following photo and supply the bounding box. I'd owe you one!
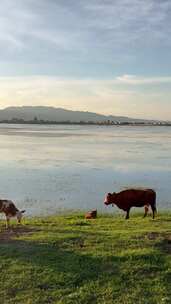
[85,209,97,219]
[0,199,25,228]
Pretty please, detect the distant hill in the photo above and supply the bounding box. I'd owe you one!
[0,106,156,123]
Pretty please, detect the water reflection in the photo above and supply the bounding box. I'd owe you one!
[0,124,170,215]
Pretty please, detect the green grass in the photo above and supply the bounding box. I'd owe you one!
[0,212,171,304]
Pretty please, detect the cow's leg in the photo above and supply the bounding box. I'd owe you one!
[151,204,157,219]
[125,208,130,219]
[143,205,149,218]
[6,216,10,228]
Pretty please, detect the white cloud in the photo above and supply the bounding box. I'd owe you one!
[0,0,79,51]
[0,0,171,55]
[84,0,171,47]
[116,75,171,85]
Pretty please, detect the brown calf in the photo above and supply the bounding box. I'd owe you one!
[85,209,97,219]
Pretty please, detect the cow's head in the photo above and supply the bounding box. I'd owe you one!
[104,192,116,205]
[16,210,25,223]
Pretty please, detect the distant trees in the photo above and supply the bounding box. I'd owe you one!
[0,117,170,126]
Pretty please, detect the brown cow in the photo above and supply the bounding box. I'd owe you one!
[104,188,156,219]
[0,199,25,228]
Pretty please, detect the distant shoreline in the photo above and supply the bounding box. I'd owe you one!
[0,120,171,126]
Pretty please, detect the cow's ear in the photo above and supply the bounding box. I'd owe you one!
[108,193,112,196]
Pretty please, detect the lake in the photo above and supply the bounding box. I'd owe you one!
[0,124,170,216]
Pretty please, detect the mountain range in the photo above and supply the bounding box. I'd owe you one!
[0,106,162,123]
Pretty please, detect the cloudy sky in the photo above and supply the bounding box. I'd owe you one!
[0,0,171,119]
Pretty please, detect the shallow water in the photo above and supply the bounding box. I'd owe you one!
[0,124,170,216]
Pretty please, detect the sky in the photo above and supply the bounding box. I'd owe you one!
[0,0,171,120]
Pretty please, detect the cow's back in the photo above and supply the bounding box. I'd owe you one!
[116,188,156,208]
[0,200,18,216]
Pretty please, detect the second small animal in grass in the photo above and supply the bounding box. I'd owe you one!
[85,209,97,219]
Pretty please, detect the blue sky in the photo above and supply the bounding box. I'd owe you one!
[0,0,171,119]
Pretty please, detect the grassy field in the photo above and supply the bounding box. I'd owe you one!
[0,212,170,304]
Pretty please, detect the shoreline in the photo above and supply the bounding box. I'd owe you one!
[0,121,171,127]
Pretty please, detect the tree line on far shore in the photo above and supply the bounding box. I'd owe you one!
[0,117,170,126]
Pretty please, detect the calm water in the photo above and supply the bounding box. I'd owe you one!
[0,124,170,216]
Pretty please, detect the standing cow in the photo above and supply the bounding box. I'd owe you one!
[0,199,25,228]
[104,188,157,219]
